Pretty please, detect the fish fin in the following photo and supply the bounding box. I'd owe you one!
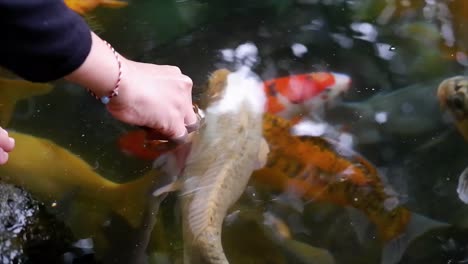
[256,137,270,169]
[0,78,53,126]
[381,213,449,264]
[153,179,182,197]
[100,0,129,8]
[110,169,160,228]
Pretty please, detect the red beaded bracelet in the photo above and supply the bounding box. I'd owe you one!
[86,40,122,104]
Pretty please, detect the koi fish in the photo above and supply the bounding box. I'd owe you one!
[64,0,128,15]
[438,76,468,207]
[326,79,445,145]
[0,77,53,126]
[0,130,157,254]
[264,72,351,120]
[153,68,269,263]
[437,76,468,142]
[117,71,351,160]
[118,129,164,161]
[252,113,447,264]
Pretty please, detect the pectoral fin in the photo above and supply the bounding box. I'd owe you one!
[152,179,182,197]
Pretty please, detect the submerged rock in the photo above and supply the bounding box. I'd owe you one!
[0,183,81,263]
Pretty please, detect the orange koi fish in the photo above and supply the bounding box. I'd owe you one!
[118,130,162,161]
[252,113,447,264]
[64,0,128,15]
[253,113,406,242]
[118,129,185,161]
[117,72,351,160]
[264,72,351,120]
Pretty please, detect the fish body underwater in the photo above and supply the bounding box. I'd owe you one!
[263,72,351,120]
[155,68,268,264]
[438,76,468,206]
[326,80,446,145]
[64,0,128,15]
[0,131,156,245]
[252,113,447,264]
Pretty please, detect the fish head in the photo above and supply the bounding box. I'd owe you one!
[201,69,231,107]
[206,67,266,115]
[437,76,468,121]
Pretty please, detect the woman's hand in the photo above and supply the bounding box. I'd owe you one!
[66,32,198,142]
[107,58,198,141]
[0,128,15,164]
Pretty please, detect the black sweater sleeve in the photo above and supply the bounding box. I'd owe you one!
[0,0,92,82]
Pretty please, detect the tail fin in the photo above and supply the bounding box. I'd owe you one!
[381,213,449,264]
[109,169,159,228]
[101,0,129,9]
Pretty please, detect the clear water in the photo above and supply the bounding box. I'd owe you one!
[3,0,468,263]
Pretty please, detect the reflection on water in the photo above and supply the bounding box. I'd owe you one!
[2,0,468,263]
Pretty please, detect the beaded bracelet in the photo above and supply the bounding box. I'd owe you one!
[86,40,122,104]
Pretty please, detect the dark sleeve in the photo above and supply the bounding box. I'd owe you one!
[0,0,92,82]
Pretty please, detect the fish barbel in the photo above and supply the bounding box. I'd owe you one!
[166,68,268,264]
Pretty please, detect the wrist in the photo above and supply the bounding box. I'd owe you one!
[65,32,124,103]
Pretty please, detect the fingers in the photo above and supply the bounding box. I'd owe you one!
[0,128,14,152]
[0,128,15,165]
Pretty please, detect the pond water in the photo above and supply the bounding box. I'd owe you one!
[2,0,468,263]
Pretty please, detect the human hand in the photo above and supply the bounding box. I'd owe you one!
[65,32,199,142]
[0,128,15,164]
[106,58,199,142]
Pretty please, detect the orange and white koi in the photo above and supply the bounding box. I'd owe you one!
[264,72,351,120]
